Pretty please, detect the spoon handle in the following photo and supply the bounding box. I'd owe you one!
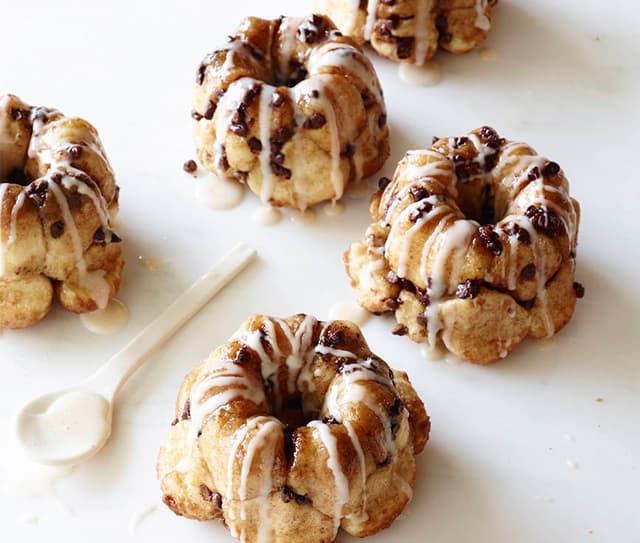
[89,243,256,400]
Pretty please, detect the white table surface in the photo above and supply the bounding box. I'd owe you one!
[1,0,639,541]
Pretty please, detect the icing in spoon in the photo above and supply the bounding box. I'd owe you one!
[15,243,256,466]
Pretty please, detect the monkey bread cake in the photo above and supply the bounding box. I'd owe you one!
[314,0,498,65]
[158,314,429,543]
[192,14,390,210]
[0,94,123,329]
[345,127,582,364]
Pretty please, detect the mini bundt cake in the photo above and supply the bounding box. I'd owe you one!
[314,0,498,65]
[0,94,123,329]
[345,127,582,364]
[192,14,390,210]
[158,314,429,543]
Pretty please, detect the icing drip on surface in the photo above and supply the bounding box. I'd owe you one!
[252,206,282,226]
[398,62,441,86]
[80,298,129,335]
[0,184,9,276]
[195,173,245,210]
[291,209,317,225]
[328,301,370,326]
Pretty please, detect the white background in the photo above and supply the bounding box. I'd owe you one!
[1,0,639,541]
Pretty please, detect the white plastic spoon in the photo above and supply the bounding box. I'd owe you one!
[14,243,256,467]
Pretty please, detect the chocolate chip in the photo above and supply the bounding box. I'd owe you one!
[271,161,292,179]
[527,166,541,181]
[480,126,498,140]
[396,37,414,59]
[235,346,252,363]
[410,186,429,202]
[391,324,408,336]
[26,180,49,207]
[455,279,482,299]
[378,176,391,190]
[478,225,503,256]
[505,223,531,244]
[10,108,30,121]
[203,101,216,120]
[573,282,585,298]
[310,90,320,99]
[518,298,536,310]
[525,206,565,237]
[361,91,372,107]
[199,485,222,508]
[248,137,262,153]
[66,145,83,160]
[93,227,106,243]
[384,297,400,310]
[519,263,537,281]
[281,486,312,505]
[408,200,433,222]
[303,113,326,129]
[181,399,191,421]
[416,313,427,328]
[196,63,207,85]
[542,161,560,177]
[343,143,356,158]
[377,456,391,467]
[271,127,294,148]
[170,418,179,426]
[322,416,339,425]
[183,160,198,173]
[453,136,469,148]
[272,92,287,108]
[324,327,346,347]
[50,221,65,239]
[191,110,203,121]
[271,150,285,165]
[378,113,387,127]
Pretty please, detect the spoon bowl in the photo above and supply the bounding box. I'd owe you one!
[16,389,112,466]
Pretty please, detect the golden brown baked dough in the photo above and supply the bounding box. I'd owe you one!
[158,314,429,543]
[314,0,498,64]
[0,94,123,329]
[193,15,389,210]
[345,127,582,364]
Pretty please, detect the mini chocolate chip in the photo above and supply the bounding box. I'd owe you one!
[93,227,106,243]
[196,63,206,84]
[322,416,339,425]
[170,418,179,426]
[527,166,541,181]
[26,180,49,207]
[271,150,285,165]
[378,113,387,127]
[480,126,498,140]
[386,270,400,284]
[456,279,482,299]
[396,37,414,59]
[271,127,294,148]
[519,263,537,281]
[384,297,400,310]
[478,225,503,256]
[203,101,216,120]
[199,485,222,508]
[235,346,252,363]
[378,176,391,190]
[343,143,356,157]
[10,107,30,121]
[181,399,191,421]
[310,90,320,99]
[303,113,326,129]
[50,221,65,239]
[391,324,408,336]
[519,298,536,310]
[453,136,469,148]
[191,110,203,121]
[377,456,391,467]
[183,160,198,173]
[66,145,83,160]
[361,91,372,107]
[573,282,585,298]
[525,206,565,237]
[410,186,429,202]
[163,495,177,509]
[542,161,560,177]
[272,92,286,107]
[248,137,263,153]
[415,287,430,305]
[408,200,433,222]
[506,223,532,244]
[416,314,427,328]
[271,161,292,179]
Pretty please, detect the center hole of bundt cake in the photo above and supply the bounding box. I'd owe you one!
[277,396,316,428]
[2,168,32,186]
[455,181,501,226]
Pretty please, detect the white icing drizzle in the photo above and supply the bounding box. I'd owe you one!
[398,62,441,86]
[48,177,111,309]
[278,18,302,79]
[258,85,277,203]
[364,0,380,41]
[413,0,432,66]
[315,344,358,360]
[323,91,344,201]
[474,0,492,31]
[0,183,8,276]
[308,421,349,530]
[344,420,368,522]
[423,219,478,347]
[8,190,26,245]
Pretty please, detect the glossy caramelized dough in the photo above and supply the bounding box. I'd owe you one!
[345,127,582,364]
[192,14,390,210]
[0,94,122,329]
[314,0,498,65]
[158,315,429,543]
